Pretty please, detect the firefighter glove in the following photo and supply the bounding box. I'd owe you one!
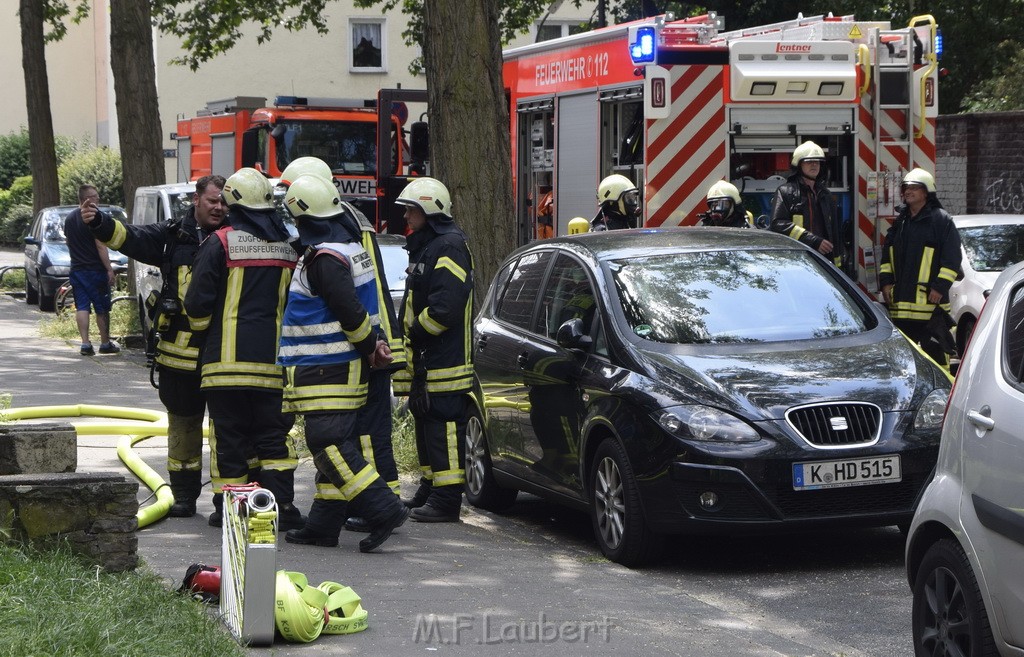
[409,367,430,417]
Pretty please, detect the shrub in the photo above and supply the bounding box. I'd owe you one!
[0,128,88,190]
[0,204,33,245]
[58,147,123,207]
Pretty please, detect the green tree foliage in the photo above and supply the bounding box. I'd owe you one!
[57,148,124,207]
[0,128,89,190]
[961,40,1024,112]
[0,204,34,245]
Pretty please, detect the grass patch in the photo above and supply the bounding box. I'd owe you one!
[0,268,25,292]
[38,296,140,342]
[392,404,419,475]
[0,542,245,657]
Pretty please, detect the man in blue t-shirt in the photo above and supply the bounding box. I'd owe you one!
[63,184,119,356]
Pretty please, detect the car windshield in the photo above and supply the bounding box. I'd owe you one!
[275,120,379,176]
[611,249,871,344]
[960,223,1024,272]
[45,206,128,240]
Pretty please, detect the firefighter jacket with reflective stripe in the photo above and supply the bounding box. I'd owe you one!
[879,202,962,322]
[769,173,845,267]
[347,202,406,371]
[394,222,475,396]
[183,226,298,391]
[89,207,209,372]
[279,244,380,413]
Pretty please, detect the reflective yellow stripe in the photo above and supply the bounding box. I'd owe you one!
[419,465,434,480]
[435,256,467,282]
[360,435,374,466]
[938,266,958,283]
[107,220,128,250]
[433,469,466,486]
[917,247,934,305]
[346,314,373,344]
[190,315,212,331]
[791,214,804,228]
[340,464,380,499]
[787,225,806,240]
[211,475,247,492]
[201,374,284,389]
[388,480,400,495]
[418,309,446,335]
[261,458,298,471]
[315,482,347,501]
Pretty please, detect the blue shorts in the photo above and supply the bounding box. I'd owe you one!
[69,270,112,314]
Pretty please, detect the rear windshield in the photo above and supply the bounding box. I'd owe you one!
[960,223,1024,272]
[611,249,873,344]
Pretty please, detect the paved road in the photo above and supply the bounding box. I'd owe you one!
[0,245,914,656]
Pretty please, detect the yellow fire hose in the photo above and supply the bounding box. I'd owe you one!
[0,404,194,528]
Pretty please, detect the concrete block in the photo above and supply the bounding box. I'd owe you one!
[0,422,77,475]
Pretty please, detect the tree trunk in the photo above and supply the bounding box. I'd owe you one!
[19,0,60,214]
[110,0,165,219]
[423,0,516,304]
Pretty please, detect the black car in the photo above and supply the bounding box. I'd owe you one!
[468,228,951,567]
[23,205,129,311]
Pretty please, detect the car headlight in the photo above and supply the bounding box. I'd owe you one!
[655,406,760,443]
[45,265,70,276]
[914,388,949,431]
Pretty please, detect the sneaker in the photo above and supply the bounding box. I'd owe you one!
[99,342,120,354]
[285,526,340,547]
[80,344,95,356]
[359,506,409,553]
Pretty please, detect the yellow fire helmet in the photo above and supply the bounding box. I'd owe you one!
[395,177,452,218]
[274,571,328,643]
[706,180,742,204]
[284,175,342,220]
[567,217,590,235]
[902,168,936,193]
[280,157,333,186]
[223,167,274,210]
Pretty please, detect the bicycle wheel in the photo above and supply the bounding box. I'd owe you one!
[55,281,75,316]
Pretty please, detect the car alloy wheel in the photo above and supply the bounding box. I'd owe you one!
[912,539,996,657]
[464,411,517,512]
[589,438,662,567]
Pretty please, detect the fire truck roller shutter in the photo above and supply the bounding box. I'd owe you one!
[556,93,600,236]
[211,133,236,178]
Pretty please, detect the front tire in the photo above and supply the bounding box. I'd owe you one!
[38,278,56,312]
[25,273,38,305]
[589,438,662,567]
[912,538,996,657]
[464,411,518,512]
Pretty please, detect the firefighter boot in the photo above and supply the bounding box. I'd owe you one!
[402,477,432,509]
[256,469,306,532]
[410,484,463,523]
[208,493,223,528]
[285,499,345,547]
[168,470,202,518]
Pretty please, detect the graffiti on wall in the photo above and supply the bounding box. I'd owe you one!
[983,178,1024,213]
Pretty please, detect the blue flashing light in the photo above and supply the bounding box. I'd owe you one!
[935,28,943,60]
[629,26,656,65]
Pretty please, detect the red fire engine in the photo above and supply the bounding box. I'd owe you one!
[175,90,428,233]
[503,12,941,291]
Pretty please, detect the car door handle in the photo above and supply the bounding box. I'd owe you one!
[145,268,160,277]
[967,407,995,432]
[517,352,529,368]
[476,336,488,351]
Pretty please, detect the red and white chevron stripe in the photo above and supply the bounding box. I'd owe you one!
[645,64,727,227]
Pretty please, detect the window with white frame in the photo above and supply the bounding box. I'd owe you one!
[350,18,385,72]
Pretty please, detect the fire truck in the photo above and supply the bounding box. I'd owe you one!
[175,89,428,233]
[503,12,941,291]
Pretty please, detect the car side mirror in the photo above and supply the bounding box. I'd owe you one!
[23,236,38,245]
[556,318,593,350]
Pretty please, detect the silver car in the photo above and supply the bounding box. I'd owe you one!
[906,259,1024,656]
[949,214,1024,356]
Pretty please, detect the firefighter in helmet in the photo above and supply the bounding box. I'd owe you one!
[279,157,407,535]
[279,174,408,552]
[879,168,962,370]
[700,181,752,228]
[592,174,641,231]
[769,141,846,272]
[393,177,475,522]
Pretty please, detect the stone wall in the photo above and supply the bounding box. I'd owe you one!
[937,111,1024,215]
[0,421,140,573]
